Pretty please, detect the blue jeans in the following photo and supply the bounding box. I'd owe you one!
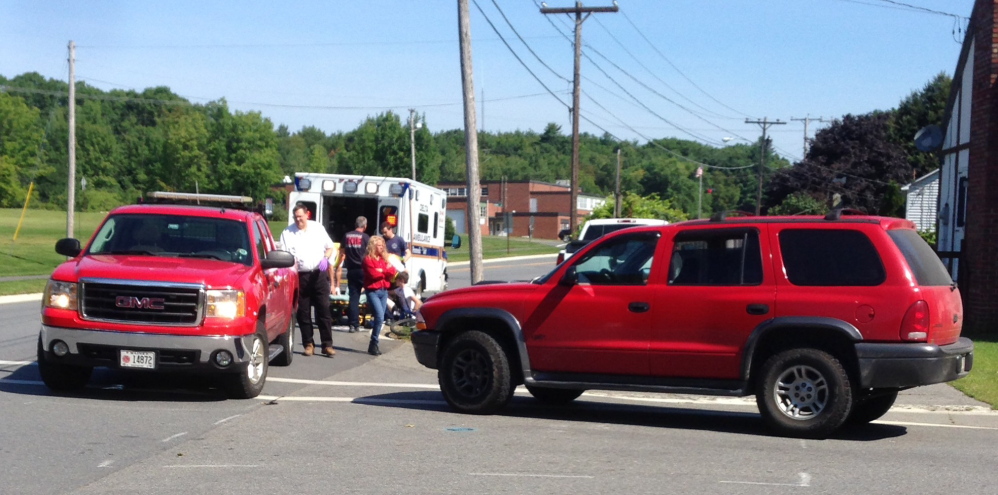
[366,288,388,345]
[346,267,364,328]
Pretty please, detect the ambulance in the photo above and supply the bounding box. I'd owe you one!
[287,173,454,295]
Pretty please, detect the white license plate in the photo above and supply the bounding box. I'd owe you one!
[120,350,156,369]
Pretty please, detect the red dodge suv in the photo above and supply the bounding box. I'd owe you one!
[411,211,973,438]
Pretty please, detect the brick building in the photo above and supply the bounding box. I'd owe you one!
[439,180,604,239]
[938,0,998,337]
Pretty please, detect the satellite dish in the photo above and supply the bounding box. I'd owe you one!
[914,125,943,152]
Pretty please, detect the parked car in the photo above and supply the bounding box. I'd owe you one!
[556,218,667,264]
[38,192,299,399]
[411,210,974,438]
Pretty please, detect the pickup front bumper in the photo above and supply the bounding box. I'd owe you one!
[856,337,974,388]
[39,324,256,373]
[411,330,441,369]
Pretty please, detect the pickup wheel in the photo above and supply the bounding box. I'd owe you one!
[438,330,514,414]
[847,389,898,425]
[756,348,853,438]
[37,337,92,392]
[526,385,583,405]
[271,316,295,367]
[222,327,269,399]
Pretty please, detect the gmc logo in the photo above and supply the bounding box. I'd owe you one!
[115,296,166,310]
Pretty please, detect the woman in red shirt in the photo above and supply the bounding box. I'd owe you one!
[362,235,398,356]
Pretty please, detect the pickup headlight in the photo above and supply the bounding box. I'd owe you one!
[206,289,245,319]
[44,280,78,311]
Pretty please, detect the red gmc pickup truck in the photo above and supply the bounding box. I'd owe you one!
[38,193,299,399]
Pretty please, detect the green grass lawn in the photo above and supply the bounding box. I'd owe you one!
[445,234,561,263]
[952,339,998,409]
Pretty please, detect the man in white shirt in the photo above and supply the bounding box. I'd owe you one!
[280,204,336,357]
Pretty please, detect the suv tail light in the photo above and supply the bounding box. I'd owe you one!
[900,300,929,341]
[556,252,564,265]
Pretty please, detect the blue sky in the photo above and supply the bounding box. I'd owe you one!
[0,0,974,164]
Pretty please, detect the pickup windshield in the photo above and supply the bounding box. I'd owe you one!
[88,214,253,266]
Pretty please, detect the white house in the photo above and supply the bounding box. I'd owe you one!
[900,169,939,233]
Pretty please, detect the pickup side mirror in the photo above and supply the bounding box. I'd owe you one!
[559,266,579,286]
[261,249,296,269]
[55,238,82,257]
[450,235,462,249]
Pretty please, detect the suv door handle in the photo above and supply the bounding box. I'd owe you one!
[746,304,770,315]
[629,302,650,313]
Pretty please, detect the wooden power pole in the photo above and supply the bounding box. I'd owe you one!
[458,0,484,283]
[745,117,785,215]
[541,1,617,235]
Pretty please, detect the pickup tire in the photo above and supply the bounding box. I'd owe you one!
[526,385,583,405]
[438,330,514,414]
[37,337,92,392]
[847,389,898,425]
[222,326,269,399]
[272,316,295,366]
[756,348,853,438]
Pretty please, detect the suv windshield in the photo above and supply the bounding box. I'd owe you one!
[88,214,253,266]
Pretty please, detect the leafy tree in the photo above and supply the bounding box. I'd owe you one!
[889,72,951,177]
[589,191,688,223]
[0,92,44,206]
[768,192,826,215]
[765,113,911,215]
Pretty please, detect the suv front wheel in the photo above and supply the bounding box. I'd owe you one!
[756,348,853,438]
[438,330,514,414]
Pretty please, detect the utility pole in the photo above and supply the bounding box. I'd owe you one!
[790,115,827,157]
[745,117,785,215]
[67,40,77,238]
[408,108,417,180]
[458,0,484,284]
[614,147,622,217]
[541,1,617,237]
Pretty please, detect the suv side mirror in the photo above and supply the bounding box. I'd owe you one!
[450,235,462,249]
[55,238,82,257]
[261,250,296,269]
[559,266,578,286]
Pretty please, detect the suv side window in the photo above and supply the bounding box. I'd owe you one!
[573,233,659,286]
[780,229,885,286]
[669,228,762,286]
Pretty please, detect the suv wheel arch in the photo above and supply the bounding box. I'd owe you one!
[743,317,862,387]
[436,307,529,385]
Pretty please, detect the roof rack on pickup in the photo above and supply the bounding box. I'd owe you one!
[144,191,255,209]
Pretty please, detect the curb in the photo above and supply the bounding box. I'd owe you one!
[0,293,42,305]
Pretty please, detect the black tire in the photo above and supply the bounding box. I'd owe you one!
[271,316,295,367]
[848,389,898,425]
[756,348,853,438]
[526,385,583,405]
[221,327,269,399]
[37,337,92,392]
[438,330,514,414]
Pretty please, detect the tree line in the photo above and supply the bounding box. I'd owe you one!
[0,71,949,224]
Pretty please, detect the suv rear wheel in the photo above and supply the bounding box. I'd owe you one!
[756,348,853,438]
[848,389,898,425]
[526,385,583,404]
[438,330,514,414]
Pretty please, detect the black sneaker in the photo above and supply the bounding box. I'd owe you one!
[349,326,360,333]
[367,342,382,356]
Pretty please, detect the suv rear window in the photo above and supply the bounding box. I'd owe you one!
[582,224,642,241]
[887,229,954,286]
[669,228,762,286]
[780,229,885,286]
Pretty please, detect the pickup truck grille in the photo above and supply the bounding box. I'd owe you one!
[80,279,205,326]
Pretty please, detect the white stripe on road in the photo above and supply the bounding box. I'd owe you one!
[469,472,595,479]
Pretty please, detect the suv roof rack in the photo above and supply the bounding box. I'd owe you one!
[709,210,755,222]
[824,207,866,221]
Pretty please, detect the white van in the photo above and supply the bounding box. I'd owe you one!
[557,218,668,264]
[288,173,451,295]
